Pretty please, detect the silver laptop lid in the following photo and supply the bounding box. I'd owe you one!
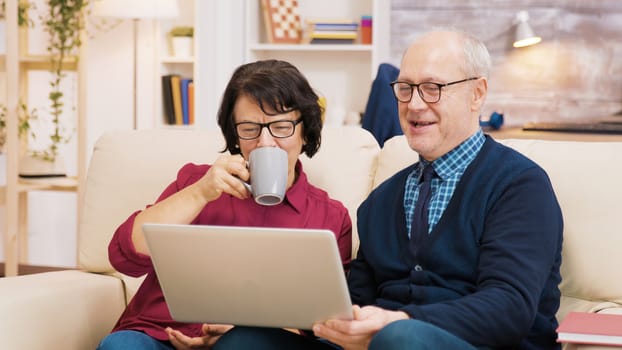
[143,223,353,329]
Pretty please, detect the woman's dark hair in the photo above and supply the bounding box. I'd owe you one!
[217,59,323,158]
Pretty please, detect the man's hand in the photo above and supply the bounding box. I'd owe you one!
[312,305,409,350]
[166,324,233,350]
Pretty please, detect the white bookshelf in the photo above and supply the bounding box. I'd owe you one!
[148,0,390,130]
[244,0,391,126]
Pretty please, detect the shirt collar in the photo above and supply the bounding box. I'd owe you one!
[419,129,485,181]
[282,160,308,214]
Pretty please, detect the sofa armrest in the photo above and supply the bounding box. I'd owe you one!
[0,270,126,349]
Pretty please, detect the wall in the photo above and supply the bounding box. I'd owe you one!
[4,0,622,267]
[390,0,622,126]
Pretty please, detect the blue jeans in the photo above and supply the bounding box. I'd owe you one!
[97,330,174,350]
[213,320,481,350]
[213,327,339,350]
[369,319,481,350]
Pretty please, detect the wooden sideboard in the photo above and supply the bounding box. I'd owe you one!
[487,127,622,142]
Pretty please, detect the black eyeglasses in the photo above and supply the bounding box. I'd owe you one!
[390,77,479,103]
[235,118,303,140]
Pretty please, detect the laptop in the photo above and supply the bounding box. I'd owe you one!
[142,223,353,330]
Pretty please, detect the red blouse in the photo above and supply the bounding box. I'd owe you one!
[108,160,352,340]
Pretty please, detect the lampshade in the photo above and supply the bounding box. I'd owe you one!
[92,0,179,19]
[513,11,541,48]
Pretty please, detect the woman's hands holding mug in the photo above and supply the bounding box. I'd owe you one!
[198,154,250,203]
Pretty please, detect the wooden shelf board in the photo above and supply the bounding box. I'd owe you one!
[161,56,195,64]
[17,176,78,191]
[19,55,78,71]
[0,177,78,205]
[249,43,373,52]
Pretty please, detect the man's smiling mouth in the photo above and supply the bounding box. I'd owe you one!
[412,121,435,128]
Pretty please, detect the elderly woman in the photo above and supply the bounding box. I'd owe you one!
[97,59,352,350]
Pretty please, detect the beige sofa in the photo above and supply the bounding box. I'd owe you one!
[0,127,620,349]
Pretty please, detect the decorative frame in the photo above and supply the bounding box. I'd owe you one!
[260,0,302,44]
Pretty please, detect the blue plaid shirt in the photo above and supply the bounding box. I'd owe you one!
[404,130,485,237]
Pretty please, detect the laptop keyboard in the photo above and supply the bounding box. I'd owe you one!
[522,121,622,134]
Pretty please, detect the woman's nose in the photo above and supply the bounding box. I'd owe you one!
[257,127,277,147]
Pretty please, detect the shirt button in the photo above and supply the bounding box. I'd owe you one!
[414,265,423,271]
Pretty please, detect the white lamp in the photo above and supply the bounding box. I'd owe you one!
[93,0,179,129]
[513,10,541,48]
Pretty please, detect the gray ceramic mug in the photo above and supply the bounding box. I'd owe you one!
[242,147,288,206]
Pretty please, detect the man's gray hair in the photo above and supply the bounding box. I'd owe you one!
[410,27,492,78]
[460,31,492,79]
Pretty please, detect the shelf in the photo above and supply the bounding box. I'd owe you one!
[488,127,622,142]
[249,43,373,52]
[17,176,78,191]
[0,54,77,73]
[244,0,391,124]
[19,54,78,71]
[161,56,195,64]
[2,0,87,276]
[0,177,77,206]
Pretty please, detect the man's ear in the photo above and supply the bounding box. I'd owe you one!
[471,77,488,112]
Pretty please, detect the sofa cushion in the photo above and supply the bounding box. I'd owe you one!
[79,129,225,273]
[0,270,125,349]
[373,134,418,188]
[80,127,380,282]
[301,126,380,253]
[499,139,622,307]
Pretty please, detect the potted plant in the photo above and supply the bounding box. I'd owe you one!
[0,0,35,27]
[0,1,36,154]
[33,0,86,160]
[169,26,194,58]
[11,0,87,177]
[0,102,36,154]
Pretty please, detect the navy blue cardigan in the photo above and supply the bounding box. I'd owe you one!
[349,136,563,349]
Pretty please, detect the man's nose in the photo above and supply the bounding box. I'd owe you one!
[408,91,427,110]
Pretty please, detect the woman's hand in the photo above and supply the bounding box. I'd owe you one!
[197,154,250,203]
[166,324,233,350]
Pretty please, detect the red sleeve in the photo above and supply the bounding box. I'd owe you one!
[108,163,208,276]
[336,207,353,273]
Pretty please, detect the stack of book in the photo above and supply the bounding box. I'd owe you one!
[161,74,195,126]
[556,311,622,346]
[306,20,359,44]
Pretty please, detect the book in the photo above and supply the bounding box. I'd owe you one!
[170,75,183,125]
[311,23,358,32]
[260,0,302,44]
[180,78,192,125]
[557,311,622,346]
[309,31,357,40]
[161,75,176,125]
[188,81,195,125]
[310,38,355,45]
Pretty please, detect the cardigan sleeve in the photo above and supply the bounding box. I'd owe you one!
[347,199,383,306]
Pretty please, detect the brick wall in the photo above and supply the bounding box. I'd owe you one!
[389,0,622,126]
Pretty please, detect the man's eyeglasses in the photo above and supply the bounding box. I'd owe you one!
[390,77,479,103]
[235,118,303,140]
